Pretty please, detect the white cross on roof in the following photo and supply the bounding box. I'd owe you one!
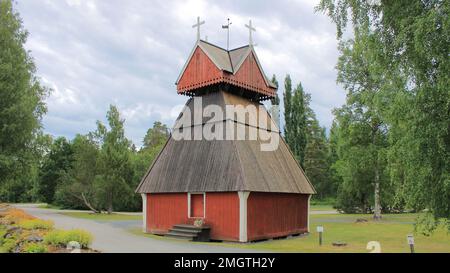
[245,19,256,46]
[192,16,205,42]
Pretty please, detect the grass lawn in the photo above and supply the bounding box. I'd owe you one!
[130,213,450,253]
[61,211,141,221]
[310,205,335,211]
[37,203,61,210]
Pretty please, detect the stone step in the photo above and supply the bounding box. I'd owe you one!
[173,224,211,231]
[166,224,211,242]
[165,231,196,240]
[169,227,202,235]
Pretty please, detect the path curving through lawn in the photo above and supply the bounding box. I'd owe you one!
[14,204,260,253]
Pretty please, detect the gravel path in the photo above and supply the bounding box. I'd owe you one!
[14,205,261,253]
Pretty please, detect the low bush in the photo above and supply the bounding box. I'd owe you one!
[22,243,48,253]
[18,219,54,230]
[0,238,17,253]
[0,229,6,245]
[44,229,93,248]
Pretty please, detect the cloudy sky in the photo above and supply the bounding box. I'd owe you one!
[16,0,345,146]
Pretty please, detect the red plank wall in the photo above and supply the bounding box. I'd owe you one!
[146,193,187,234]
[177,47,223,92]
[177,47,275,97]
[225,52,271,95]
[247,192,309,241]
[146,192,239,241]
[205,192,239,241]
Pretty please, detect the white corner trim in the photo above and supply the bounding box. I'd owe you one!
[238,191,250,242]
[141,193,147,233]
[307,195,311,233]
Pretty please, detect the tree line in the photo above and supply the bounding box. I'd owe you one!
[0,1,169,213]
[272,1,449,232]
[38,111,169,213]
[0,0,448,231]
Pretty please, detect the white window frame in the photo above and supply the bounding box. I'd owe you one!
[187,192,206,218]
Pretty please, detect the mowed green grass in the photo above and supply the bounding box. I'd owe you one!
[61,211,141,221]
[130,213,449,253]
[64,208,449,253]
[310,205,335,211]
[218,213,450,253]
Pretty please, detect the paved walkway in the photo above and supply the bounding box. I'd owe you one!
[14,205,260,253]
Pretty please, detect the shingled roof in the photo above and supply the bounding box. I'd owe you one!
[175,40,277,89]
[136,91,315,195]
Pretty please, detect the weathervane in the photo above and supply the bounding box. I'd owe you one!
[222,18,232,50]
[192,16,205,42]
[245,19,256,46]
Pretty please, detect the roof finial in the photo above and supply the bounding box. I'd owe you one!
[192,16,205,42]
[222,18,232,50]
[245,19,256,46]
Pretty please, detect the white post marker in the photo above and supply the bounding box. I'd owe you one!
[317,226,324,246]
[366,241,381,253]
[407,234,415,253]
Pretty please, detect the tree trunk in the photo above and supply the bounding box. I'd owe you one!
[81,192,101,214]
[372,122,382,220]
[107,191,113,214]
[373,163,382,220]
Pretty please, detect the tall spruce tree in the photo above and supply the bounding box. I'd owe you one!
[38,137,74,203]
[143,121,169,149]
[290,83,308,165]
[304,119,330,199]
[0,0,48,201]
[283,75,293,145]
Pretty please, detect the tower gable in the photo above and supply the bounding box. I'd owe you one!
[176,41,277,101]
[177,46,223,95]
[224,52,272,97]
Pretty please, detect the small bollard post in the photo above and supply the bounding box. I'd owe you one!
[407,234,415,253]
[317,226,324,246]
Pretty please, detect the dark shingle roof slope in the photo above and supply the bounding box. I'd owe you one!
[136,91,315,195]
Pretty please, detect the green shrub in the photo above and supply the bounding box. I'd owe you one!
[44,229,93,248]
[23,243,48,253]
[18,219,54,230]
[0,238,17,253]
[0,229,6,245]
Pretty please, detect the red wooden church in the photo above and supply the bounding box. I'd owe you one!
[136,21,315,242]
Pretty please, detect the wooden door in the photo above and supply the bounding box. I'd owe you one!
[191,194,204,218]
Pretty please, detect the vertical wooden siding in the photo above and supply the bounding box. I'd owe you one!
[227,52,269,93]
[177,47,223,92]
[146,192,239,241]
[177,48,275,97]
[146,193,187,234]
[205,192,239,241]
[247,192,309,241]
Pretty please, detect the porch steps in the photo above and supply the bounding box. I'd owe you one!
[165,224,211,242]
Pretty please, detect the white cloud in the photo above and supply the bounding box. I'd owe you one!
[16,0,345,144]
